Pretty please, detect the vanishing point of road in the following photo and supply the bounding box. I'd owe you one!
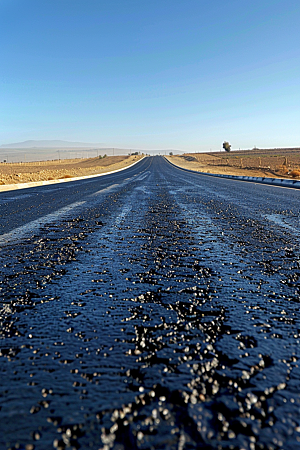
[1,156,300,450]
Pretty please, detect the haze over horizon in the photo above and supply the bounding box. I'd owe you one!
[0,140,104,149]
[0,139,183,163]
[1,0,300,152]
[0,139,183,155]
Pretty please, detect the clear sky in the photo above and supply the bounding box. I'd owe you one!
[1,0,300,151]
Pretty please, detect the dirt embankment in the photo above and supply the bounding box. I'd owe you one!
[167,148,300,179]
[0,154,143,185]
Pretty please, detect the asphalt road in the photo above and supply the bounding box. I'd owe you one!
[1,156,300,450]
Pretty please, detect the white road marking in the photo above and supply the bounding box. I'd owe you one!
[0,201,86,245]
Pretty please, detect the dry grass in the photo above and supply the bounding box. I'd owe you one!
[59,174,73,179]
[0,155,143,185]
[289,170,300,178]
[167,148,300,179]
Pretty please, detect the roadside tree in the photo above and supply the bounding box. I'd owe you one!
[223,141,231,152]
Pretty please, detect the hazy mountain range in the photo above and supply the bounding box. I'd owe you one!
[1,140,104,148]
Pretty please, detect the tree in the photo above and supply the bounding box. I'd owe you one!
[223,141,231,152]
[169,152,173,155]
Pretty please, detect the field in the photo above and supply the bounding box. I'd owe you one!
[0,154,143,186]
[167,147,300,179]
[1,148,300,187]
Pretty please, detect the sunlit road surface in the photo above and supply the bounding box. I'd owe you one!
[1,156,300,450]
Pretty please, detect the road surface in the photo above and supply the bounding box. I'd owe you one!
[1,156,300,450]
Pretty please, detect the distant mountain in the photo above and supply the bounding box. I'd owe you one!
[1,140,103,148]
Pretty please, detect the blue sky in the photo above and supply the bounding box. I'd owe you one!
[1,0,300,151]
